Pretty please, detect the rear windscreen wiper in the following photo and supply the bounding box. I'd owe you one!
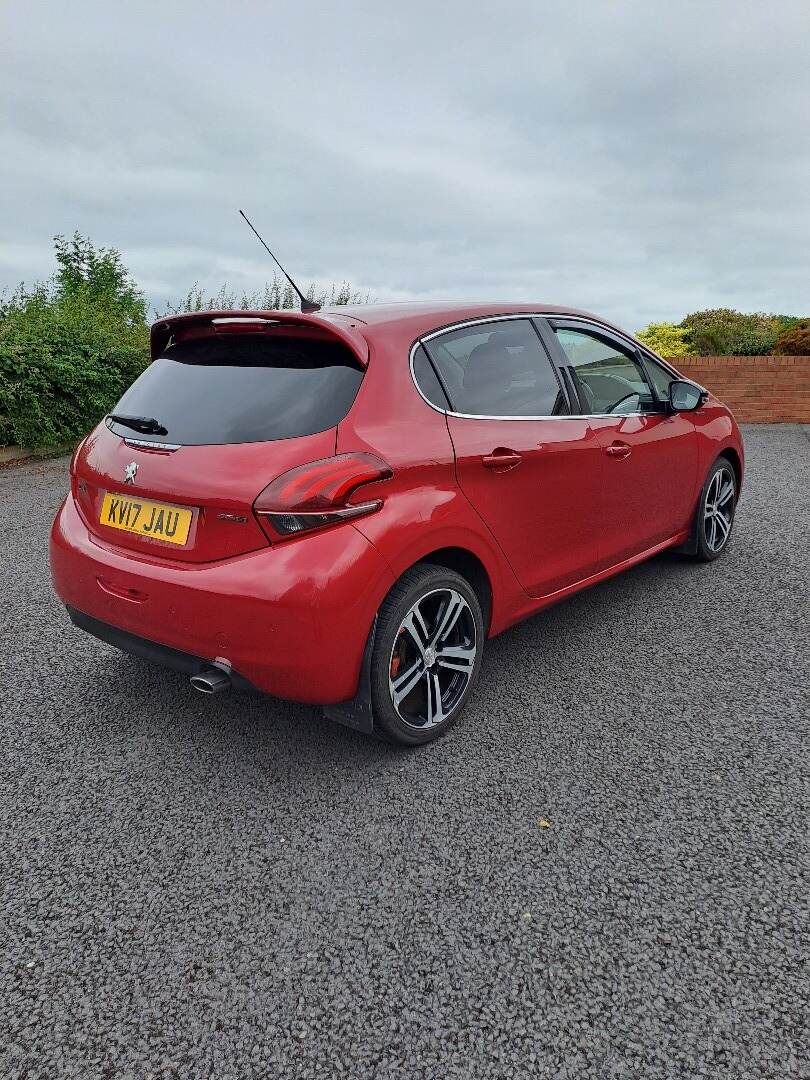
[108,413,169,436]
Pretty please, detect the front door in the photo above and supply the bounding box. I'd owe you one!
[549,321,699,567]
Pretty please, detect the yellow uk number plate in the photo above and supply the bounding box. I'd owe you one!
[100,492,193,546]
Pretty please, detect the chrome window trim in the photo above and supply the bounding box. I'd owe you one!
[210,317,278,326]
[408,312,662,422]
[123,437,183,451]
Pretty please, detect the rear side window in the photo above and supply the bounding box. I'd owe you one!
[412,344,450,410]
[422,319,567,417]
[108,334,364,445]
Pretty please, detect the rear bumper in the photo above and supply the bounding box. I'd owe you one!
[50,493,395,703]
[66,606,260,691]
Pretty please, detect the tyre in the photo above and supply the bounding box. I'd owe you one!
[370,565,485,746]
[691,457,737,562]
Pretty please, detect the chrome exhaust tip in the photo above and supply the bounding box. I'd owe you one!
[190,667,232,694]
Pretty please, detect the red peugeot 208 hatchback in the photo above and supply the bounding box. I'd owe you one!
[51,303,744,744]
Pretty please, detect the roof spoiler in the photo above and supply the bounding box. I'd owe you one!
[149,310,369,367]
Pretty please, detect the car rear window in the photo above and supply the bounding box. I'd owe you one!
[108,334,364,445]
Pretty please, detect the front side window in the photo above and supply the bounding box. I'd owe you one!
[422,319,567,417]
[553,327,656,415]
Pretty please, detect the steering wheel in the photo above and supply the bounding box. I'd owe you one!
[577,372,642,415]
[606,392,639,414]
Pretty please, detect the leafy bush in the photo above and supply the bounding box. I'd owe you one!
[635,322,694,356]
[0,235,150,449]
[680,309,791,356]
[774,319,810,355]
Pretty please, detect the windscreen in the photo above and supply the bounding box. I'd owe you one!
[108,334,364,445]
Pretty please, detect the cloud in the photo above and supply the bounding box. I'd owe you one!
[1,0,808,330]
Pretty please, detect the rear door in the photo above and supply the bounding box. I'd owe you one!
[548,320,699,566]
[420,317,605,598]
[73,325,365,562]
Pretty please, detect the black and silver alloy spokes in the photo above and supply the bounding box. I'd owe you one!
[704,469,735,552]
[388,588,477,729]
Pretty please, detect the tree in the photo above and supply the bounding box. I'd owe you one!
[774,320,810,355]
[53,232,147,322]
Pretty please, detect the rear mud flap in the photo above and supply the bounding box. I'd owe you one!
[323,618,376,734]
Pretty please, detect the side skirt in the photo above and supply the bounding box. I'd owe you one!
[495,529,692,635]
[532,530,691,605]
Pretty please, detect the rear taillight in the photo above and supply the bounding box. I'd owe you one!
[254,453,392,539]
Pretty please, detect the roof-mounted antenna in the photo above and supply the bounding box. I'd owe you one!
[238,209,321,313]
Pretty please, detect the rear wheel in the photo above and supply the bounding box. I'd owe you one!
[370,566,484,746]
[692,458,737,561]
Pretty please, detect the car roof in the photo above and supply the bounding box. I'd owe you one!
[322,300,602,330]
[318,301,641,346]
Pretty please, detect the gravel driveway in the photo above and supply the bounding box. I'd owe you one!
[2,424,808,1079]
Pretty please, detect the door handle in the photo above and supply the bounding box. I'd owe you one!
[605,441,631,459]
[482,448,523,471]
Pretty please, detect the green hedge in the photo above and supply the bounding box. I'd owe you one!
[0,288,149,449]
[680,309,798,356]
[637,309,805,358]
[0,235,151,449]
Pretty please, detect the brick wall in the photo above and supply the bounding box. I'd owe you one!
[667,355,810,423]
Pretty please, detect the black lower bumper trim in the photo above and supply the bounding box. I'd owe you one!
[66,606,258,693]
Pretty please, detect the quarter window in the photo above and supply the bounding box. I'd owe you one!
[412,345,450,410]
[553,327,656,415]
[421,319,567,417]
[642,355,678,401]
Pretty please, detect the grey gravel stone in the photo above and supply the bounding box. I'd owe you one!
[1,424,808,1078]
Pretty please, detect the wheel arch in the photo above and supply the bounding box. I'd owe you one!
[413,546,493,633]
[717,447,742,498]
[679,448,741,557]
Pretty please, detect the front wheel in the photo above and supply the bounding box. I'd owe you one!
[370,566,484,746]
[692,458,737,561]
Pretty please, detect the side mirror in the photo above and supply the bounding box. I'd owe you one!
[669,380,705,412]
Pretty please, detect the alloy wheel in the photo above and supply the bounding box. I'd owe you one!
[388,588,478,730]
[704,468,735,553]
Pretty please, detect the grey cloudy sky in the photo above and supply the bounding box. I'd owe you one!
[2,0,808,330]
